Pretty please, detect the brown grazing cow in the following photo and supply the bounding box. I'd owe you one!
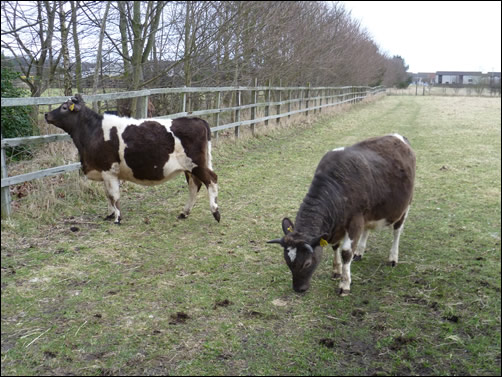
[268,134,416,295]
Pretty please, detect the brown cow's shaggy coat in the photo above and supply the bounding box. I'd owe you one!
[268,134,416,295]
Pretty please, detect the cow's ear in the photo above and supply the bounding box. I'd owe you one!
[310,233,329,247]
[69,94,84,111]
[281,217,294,235]
[68,102,82,112]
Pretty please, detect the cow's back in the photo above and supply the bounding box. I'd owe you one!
[318,134,415,224]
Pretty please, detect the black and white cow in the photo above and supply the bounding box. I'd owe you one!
[45,94,220,224]
[268,134,416,295]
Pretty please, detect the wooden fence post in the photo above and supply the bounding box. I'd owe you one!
[251,78,257,136]
[214,91,221,140]
[182,86,187,113]
[276,80,282,125]
[235,88,241,138]
[138,95,148,118]
[287,87,292,120]
[306,82,311,117]
[1,135,11,219]
[314,87,318,114]
[319,88,323,113]
[299,87,303,115]
[265,80,271,126]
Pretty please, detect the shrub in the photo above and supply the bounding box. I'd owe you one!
[1,65,35,159]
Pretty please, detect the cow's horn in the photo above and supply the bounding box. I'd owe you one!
[267,239,282,244]
[304,243,314,254]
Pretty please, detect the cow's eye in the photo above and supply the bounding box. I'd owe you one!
[62,105,67,111]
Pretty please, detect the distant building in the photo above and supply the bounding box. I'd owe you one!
[487,72,501,86]
[410,72,435,84]
[435,71,482,85]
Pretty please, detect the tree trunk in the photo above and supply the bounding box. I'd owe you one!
[118,1,131,81]
[70,0,82,93]
[59,1,72,96]
[91,1,110,111]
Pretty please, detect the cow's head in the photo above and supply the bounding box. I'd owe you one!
[268,218,326,293]
[45,94,85,133]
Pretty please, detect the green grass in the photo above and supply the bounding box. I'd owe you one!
[2,95,500,376]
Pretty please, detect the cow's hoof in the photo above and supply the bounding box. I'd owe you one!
[177,213,188,220]
[332,273,341,280]
[388,261,397,267]
[212,210,221,223]
[114,221,121,226]
[338,288,350,296]
[353,254,362,262]
[104,214,114,221]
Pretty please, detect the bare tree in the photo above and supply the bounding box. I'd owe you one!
[1,0,407,115]
[1,1,61,97]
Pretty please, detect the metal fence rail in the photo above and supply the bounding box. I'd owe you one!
[1,84,385,218]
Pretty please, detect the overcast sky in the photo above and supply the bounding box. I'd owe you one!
[341,1,501,73]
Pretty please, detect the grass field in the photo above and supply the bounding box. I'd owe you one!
[1,95,500,376]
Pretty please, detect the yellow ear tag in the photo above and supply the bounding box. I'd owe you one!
[69,103,75,111]
[320,238,329,247]
[287,226,293,233]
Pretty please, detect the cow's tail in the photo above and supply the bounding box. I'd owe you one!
[202,119,212,141]
[203,119,214,170]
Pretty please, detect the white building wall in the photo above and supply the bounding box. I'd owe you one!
[462,75,480,84]
[442,75,458,84]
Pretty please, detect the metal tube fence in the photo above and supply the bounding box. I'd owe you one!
[1,84,385,218]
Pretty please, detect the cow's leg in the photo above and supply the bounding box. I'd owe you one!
[331,243,341,279]
[339,216,363,296]
[191,166,220,222]
[178,172,202,220]
[389,207,410,266]
[102,173,121,224]
[353,228,370,261]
